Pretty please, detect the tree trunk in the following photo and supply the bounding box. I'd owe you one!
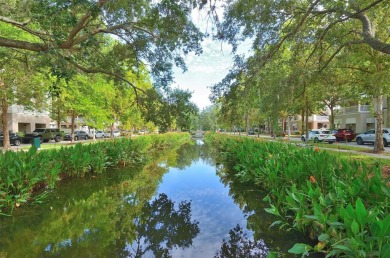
[329,101,335,129]
[71,110,76,144]
[287,115,291,139]
[374,95,384,153]
[1,95,10,150]
[304,81,309,143]
[245,112,249,135]
[305,95,309,143]
[387,96,390,127]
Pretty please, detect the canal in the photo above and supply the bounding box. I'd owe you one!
[0,140,317,257]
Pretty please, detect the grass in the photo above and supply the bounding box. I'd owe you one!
[325,148,390,166]
[229,133,390,165]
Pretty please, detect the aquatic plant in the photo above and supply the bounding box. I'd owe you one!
[205,133,390,257]
[0,133,191,216]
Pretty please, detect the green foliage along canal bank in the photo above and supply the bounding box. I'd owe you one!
[205,133,389,258]
[0,133,191,216]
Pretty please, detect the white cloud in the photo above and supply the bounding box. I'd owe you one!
[173,37,235,109]
[172,4,252,110]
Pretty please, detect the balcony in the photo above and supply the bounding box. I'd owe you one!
[289,115,329,123]
[8,105,50,116]
[336,105,370,115]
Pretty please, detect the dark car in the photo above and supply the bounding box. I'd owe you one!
[335,129,356,142]
[64,130,89,141]
[23,128,63,143]
[0,132,22,146]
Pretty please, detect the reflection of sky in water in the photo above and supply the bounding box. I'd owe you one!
[156,159,248,257]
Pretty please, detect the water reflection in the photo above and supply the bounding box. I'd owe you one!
[0,140,318,257]
[214,225,269,258]
[215,151,322,257]
[129,193,199,257]
[0,147,199,257]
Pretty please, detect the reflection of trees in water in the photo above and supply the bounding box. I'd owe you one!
[214,225,269,258]
[174,140,219,169]
[0,147,199,257]
[216,160,317,255]
[128,193,200,257]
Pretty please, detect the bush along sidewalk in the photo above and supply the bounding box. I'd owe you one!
[205,133,389,258]
[0,133,192,216]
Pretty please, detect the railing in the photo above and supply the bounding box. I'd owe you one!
[336,105,371,114]
[8,105,50,116]
[289,115,329,122]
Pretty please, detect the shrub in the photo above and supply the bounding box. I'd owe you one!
[0,133,191,216]
[205,133,389,257]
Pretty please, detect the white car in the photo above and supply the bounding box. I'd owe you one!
[104,130,120,138]
[88,130,105,139]
[355,128,390,147]
[301,130,336,144]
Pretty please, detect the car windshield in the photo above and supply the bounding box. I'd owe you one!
[33,129,46,132]
[321,131,331,134]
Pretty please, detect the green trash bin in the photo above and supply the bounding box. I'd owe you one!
[32,137,41,149]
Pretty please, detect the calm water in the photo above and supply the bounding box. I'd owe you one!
[0,140,318,257]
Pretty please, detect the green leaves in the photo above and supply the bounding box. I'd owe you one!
[355,198,368,228]
[0,133,191,216]
[288,243,313,256]
[206,133,390,257]
[264,205,280,217]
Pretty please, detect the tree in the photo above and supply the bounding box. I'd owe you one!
[0,50,48,149]
[110,67,155,137]
[199,105,220,131]
[217,0,390,60]
[346,46,390,152]
[0,1,204,93]
[168,89,199,131]
[141,88,198,132]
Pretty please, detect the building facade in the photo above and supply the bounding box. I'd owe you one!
[334,101,389,133]
[1,105,54,133]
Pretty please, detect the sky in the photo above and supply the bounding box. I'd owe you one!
[171,4,249,111]
[172,38,235,110]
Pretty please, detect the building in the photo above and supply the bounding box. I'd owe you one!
[1,105,54,133]
[334,100,389,133]
[334,104,371,133]
[287,114,331,132]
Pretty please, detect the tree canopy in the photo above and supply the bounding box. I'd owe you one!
[0,0,204,89]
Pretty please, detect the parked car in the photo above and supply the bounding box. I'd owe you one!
[0,132,21,146]
[301,129,336,144]
[64,131,89,141]
[89,130,105,139]
[104,130,120,138]
[23,128,63,143]
[355,128,390,147]
[334,128,356,142]
[120,130,132,137]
